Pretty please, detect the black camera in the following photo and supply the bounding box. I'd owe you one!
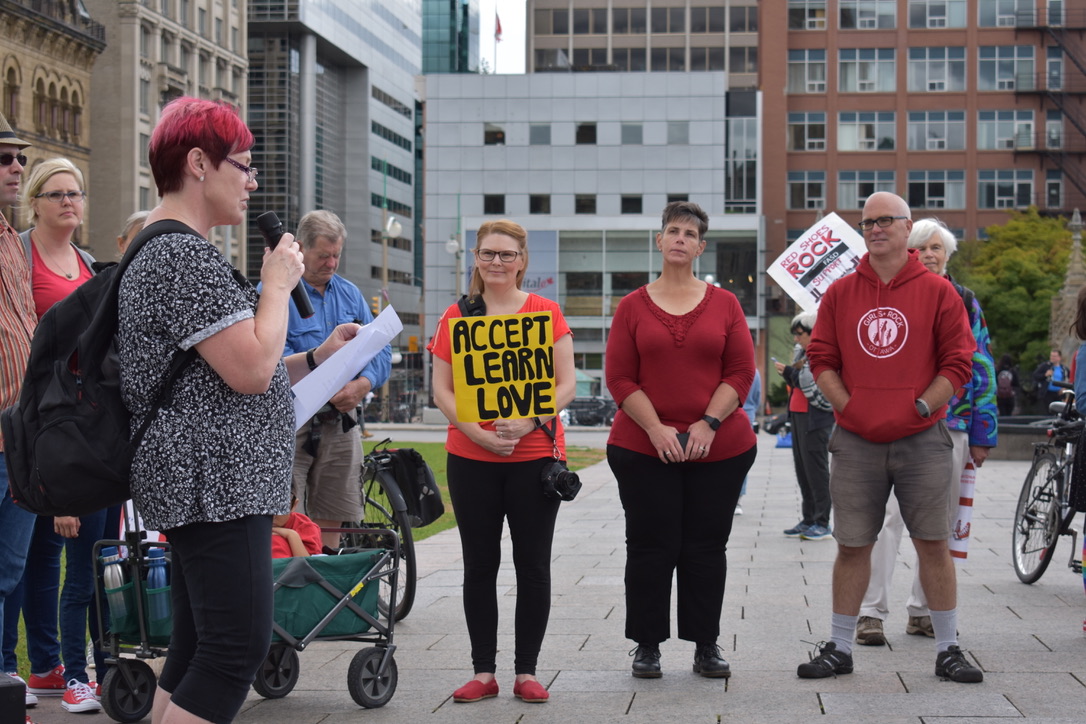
[541,460,581,501]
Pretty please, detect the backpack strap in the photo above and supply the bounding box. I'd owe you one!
[457,294,486,317]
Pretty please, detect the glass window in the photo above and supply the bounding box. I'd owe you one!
[630,7,647,32]
[612,271,650,297]
[907,169,966,209]
[484,123,505,145]
[906,111,966,150]
[691,6,708,32]
[651,7,667,32]
[725,117,758,212]
[978,46,1035,91]
[576,122,597,144]
[553,9,569,34]
[839,48,896,92]
[1046,109,1063,149]
[838,111,895,151]
[630,48,647,71]
[789,0,827,29]
[612,7,629,33]
[1048,46,1063,90]
[670,7,685,32]
[534,9,553,34]
[788,49,826,93]
[978,0,1034,27]
[529,194,551,214]
[529,124,550,145]
[730,46,757,74]
[621,195,643,214]
[591,8,608,33]
[787,170,826,210]
[840,0,896,29]
[1046,169,1062,209]
[712,239,758,316]
[691,47,708,71]
[668,121,689,145]
[977,110,1033,150]
[621,123,643,144]
[575,194,597,214]
[838,170,895,209]
[668,194,689,202]
[907,47,966,91]
[978,169,1033,208]
[669,47,685,71]
[908,0,966,27]
[730,5,758,32]
[651,47,667,72]
[483,195,505,214]
[573,8,590,34]
[787,112,827,151]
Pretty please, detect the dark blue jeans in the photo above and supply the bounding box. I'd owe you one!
[0,454,36,673]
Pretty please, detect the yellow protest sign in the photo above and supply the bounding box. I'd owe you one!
[449,311,557,423]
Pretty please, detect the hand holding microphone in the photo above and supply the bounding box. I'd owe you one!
[256,211,315,318]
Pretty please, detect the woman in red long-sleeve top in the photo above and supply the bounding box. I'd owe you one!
[605,201,757,680]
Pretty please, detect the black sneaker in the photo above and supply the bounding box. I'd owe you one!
[630,644,662,678]
[797,641,854,678]
[693,643,731,678]
[935,646,983,683]
[783,522,809,538]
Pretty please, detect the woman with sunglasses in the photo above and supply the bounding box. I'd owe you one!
[3,158,110,713]
[428,219,575,704]
[116,97,358,724]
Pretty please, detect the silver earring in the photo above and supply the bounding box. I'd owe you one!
[199,175,204,182]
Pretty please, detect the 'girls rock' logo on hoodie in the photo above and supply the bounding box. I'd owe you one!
[857,307,908,358]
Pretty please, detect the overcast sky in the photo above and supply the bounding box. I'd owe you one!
[479,0,526,74]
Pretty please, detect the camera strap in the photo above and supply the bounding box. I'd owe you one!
[538,417,561,460]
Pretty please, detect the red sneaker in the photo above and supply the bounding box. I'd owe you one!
[61,680,102,713]
[452,678,499,702]
[27,665,65,695]
[513,678,549,703]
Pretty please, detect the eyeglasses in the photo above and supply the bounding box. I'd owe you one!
[0,153,27,167]
[222,156,258,182]
[858,215,909,231]
[475,249,521,262]
[35,190,86,204]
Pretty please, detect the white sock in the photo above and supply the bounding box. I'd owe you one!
[830,612,857,655]
[930,608,958,652]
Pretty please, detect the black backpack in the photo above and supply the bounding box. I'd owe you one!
[2,220,197,516]
[387,448,444,528]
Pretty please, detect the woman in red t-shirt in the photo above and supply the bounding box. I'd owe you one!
[428,219,575,704]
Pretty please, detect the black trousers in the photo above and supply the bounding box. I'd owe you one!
[447,454,560,675]
[160,515,273,724]
[608,444,756,645]
[790,412,832,528]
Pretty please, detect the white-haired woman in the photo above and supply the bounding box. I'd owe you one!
[774,310,834,540]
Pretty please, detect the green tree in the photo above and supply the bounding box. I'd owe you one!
[949,207,1070,374]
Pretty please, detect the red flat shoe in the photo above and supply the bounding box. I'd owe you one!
[452,678,499,703]
[513,678,549,703]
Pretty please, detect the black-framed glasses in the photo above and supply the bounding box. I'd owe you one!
[475,249,521,262]
[35,190,86,204]
[223,156,258,182]
[0,153,27,167]
[858,215,909,231]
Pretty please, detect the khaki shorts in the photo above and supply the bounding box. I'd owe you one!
[828,424,956,547]
[292,420,362,522]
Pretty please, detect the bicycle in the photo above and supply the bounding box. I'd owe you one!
[1012,383,1085,583]
[340,439,418,621]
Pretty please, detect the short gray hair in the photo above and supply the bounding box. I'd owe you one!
[296,209,346,249]
[908,218,957,258]
[791,310,817,333]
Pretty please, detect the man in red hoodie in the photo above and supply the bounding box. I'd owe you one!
[797,192,983,683]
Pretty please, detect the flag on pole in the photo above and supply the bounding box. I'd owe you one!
[495,13,503,42]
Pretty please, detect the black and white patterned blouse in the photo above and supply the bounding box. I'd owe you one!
[118,227,293,531]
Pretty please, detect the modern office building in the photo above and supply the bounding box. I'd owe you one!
[423,0,480,73]
[0,1,104,242]
[422,71,761,387]
[761,1,1086,290]
[248,1,424,413]
[85,0,247,265]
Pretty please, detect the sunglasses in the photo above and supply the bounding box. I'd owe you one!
[0,153,28,167]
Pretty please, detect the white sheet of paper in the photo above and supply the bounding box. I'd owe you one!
[291,305,402,431]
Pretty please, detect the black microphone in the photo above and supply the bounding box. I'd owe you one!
[256,211,314,319]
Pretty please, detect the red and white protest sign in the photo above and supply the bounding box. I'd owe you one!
[767,212,867,311]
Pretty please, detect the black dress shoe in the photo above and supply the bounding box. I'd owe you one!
[630,643,662,678]
[693,643,731,678]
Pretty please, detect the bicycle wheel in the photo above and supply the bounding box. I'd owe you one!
[362,473,417,621]
[1012,452,1063,583]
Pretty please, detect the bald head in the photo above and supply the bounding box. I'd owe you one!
[862,191,910,220]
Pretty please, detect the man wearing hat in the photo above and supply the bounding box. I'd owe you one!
[0,111,40,717]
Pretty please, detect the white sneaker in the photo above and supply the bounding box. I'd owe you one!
[733,504,743,515]
[61,679,102,713]
[6,673,37,707]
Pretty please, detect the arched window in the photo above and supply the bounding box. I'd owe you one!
[60,87,70,139]
[71,91,81,140]
[3,67,18,119]
[35,78,46,128]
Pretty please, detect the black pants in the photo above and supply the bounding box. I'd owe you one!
[447,454,561,675]
[790,412,832,528]
[608,444,756,645]
[160,515,273,724]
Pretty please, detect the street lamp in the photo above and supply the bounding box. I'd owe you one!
[445,233,463,298]
[380,214,402,422]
